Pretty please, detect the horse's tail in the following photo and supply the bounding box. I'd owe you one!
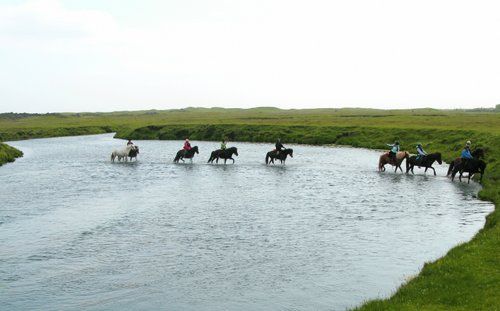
[378,155,384,171]
[265,152,270,165]
[447,161,454,176]
[208,151,215,163]
[174,152,181,163]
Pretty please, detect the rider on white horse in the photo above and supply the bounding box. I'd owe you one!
[111,144,135,162]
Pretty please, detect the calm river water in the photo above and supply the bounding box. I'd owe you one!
[0,134,493,310]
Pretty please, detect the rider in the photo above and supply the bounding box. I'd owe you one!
[275,138,285,155]
[386,141,400,163]
[220,139,227,151]
[183,138,192,156]
[127,139,134,146]
[461,140,473,164]
[416,143,427,161]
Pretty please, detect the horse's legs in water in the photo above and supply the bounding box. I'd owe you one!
[431,166,436,176]
[424,167,428,173]
[451,168,457,181]
[224,158,227,164]
[230,157,235,164]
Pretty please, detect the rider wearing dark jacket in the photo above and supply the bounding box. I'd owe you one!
[275,139,285,155]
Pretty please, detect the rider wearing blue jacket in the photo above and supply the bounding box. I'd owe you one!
[461,141,473,159]
[416,143,427,161]
[386,141,400,162]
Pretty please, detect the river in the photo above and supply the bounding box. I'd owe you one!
[0,134,493,310]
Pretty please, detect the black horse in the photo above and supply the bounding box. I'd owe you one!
[128,146,139,161]
[406,152,442,175]
[265,148,293,164]
[452,159,487,183]
[174,146,199,163]
[447,148,484,176]
[207,147,238,164]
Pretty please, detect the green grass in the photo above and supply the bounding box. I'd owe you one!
[0,142,23,166]
[1,108,500,142]
[0,107,499,310]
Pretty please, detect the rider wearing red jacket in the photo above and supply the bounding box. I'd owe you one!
[183,138,192,155]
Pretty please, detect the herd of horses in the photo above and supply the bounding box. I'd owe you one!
[378,148,486,183]
[111,144,486,184]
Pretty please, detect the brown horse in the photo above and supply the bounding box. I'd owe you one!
[379,151,409,173]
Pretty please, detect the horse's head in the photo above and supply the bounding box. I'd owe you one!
[473,148,485,159]
[436,152,442,164]
[232,147,238,156]
[192,146,199,154]
[134,146,139,154]
[287,148,293,157]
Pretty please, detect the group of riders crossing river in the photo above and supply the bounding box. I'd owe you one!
[111,137,486,183]
[378,139,486,183]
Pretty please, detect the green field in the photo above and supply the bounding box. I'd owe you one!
[1,107,499,310]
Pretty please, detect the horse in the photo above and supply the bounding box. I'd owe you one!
[265,148,293,165]
[406,152,442,175]
[111,145,135,162]
[208,147,238,164]
[174,146,199,163]
[447,148,484,176]
[451,158,487,183]
[128,145,139,161]
[378,151,409,173]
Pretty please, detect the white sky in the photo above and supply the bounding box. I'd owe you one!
[1,0,499,112]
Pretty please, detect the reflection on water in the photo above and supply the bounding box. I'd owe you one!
[0,134,493,311]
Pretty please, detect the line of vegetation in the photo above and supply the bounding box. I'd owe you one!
[0,107,498,309]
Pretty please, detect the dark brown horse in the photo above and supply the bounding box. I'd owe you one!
[378,151,409,173]
[265,148,293,164]
[174,146,199,163]
[447,148,484,176]
[451,159,487,183]
[128,145,139,161]
[208,147,238,164]
[407,152,442,175]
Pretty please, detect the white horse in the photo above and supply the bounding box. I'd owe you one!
[111,145,135,162]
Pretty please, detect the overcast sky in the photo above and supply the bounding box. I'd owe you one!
[1,0,499,112]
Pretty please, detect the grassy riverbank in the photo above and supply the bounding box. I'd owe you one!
[0,142,23,166]
[1,107,499,309]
